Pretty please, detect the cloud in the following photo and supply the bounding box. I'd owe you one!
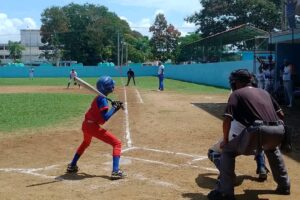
[121,16,152,36]
[180,21,197,36]
[122,11,197,37]
[113,0,201,13]
[0,13,38,43]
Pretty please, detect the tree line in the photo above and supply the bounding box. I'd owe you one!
[7,1,283,65]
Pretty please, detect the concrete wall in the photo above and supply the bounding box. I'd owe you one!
[0,60,254,88]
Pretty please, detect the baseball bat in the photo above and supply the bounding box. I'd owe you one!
[74,76,113,102]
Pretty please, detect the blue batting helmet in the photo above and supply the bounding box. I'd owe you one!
[96,76,115,95]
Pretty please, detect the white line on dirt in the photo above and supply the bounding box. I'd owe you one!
[133,146,207,159]
[121,146,138,153]
[122,156,219,174]
[0,165,58,179]
[123,85,132,148]
[135,88,144,103]
[123,156,179,167]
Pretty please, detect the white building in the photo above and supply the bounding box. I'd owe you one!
[0,29,46,65]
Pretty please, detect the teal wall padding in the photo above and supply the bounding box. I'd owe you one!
[0,65,157,78]
[164,60,253,88]
[0,60,253,88]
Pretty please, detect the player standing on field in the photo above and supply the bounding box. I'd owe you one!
[67,69,80,88]
[157,61,165,91]
[66,76,126,180]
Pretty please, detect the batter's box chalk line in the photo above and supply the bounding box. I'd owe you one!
[120,146,217,172]
[0,165,59,179]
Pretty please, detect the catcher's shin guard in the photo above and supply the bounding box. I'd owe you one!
[208,149,221,171]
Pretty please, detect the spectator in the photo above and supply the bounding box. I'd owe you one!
[256,66,265,89]
[282,60,295,108]
[264,55,275,94]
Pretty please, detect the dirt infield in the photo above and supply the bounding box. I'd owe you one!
[0,86,299,200]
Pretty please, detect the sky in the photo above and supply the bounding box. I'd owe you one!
[0,0,202,43]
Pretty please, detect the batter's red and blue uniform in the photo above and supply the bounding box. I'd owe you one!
[76,96,121,157]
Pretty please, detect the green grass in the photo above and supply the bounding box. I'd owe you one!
[0,77,122,87]
[0,77,229,94]
[0,93,93,132]
[134,77,229,94]
[0,77,228,132]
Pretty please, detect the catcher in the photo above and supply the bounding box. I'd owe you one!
[66,76,126,180]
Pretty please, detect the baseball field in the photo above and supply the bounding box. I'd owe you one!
[0,77,299,200]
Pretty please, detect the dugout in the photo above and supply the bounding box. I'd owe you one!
[183,24,269,67]
[270,29,300,94]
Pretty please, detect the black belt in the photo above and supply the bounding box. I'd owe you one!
[254,120,282,126]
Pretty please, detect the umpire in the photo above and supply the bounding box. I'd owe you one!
[208,69,290,200]
[126,68,136,86]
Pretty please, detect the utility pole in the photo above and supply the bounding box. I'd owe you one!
[117,32,120,67]
[28,26,32,66]
[125,43,128,66]
[281,0,287,30]
[121,41,124,67]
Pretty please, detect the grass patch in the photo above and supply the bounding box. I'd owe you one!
[0,77,228,133]
[0,77,122,87]
[134,77,229,94]
[0,77,229,94]
[0,93,93,132]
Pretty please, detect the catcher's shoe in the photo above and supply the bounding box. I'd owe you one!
[207,190,236,200]
[275,186,290,195]
[66,164,78,173]
[111,170,127,180]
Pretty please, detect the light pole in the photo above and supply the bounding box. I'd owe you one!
[117,32,120,67]
[121,40,124,66]
[125,43,128,66]
[29,28,32,66]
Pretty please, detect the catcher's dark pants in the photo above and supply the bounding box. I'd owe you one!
[216,123,290,196]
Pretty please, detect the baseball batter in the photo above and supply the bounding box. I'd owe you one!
[66,76,126,180]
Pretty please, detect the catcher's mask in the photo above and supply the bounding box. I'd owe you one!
[229,69,252,91]
[96,76,115,95]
